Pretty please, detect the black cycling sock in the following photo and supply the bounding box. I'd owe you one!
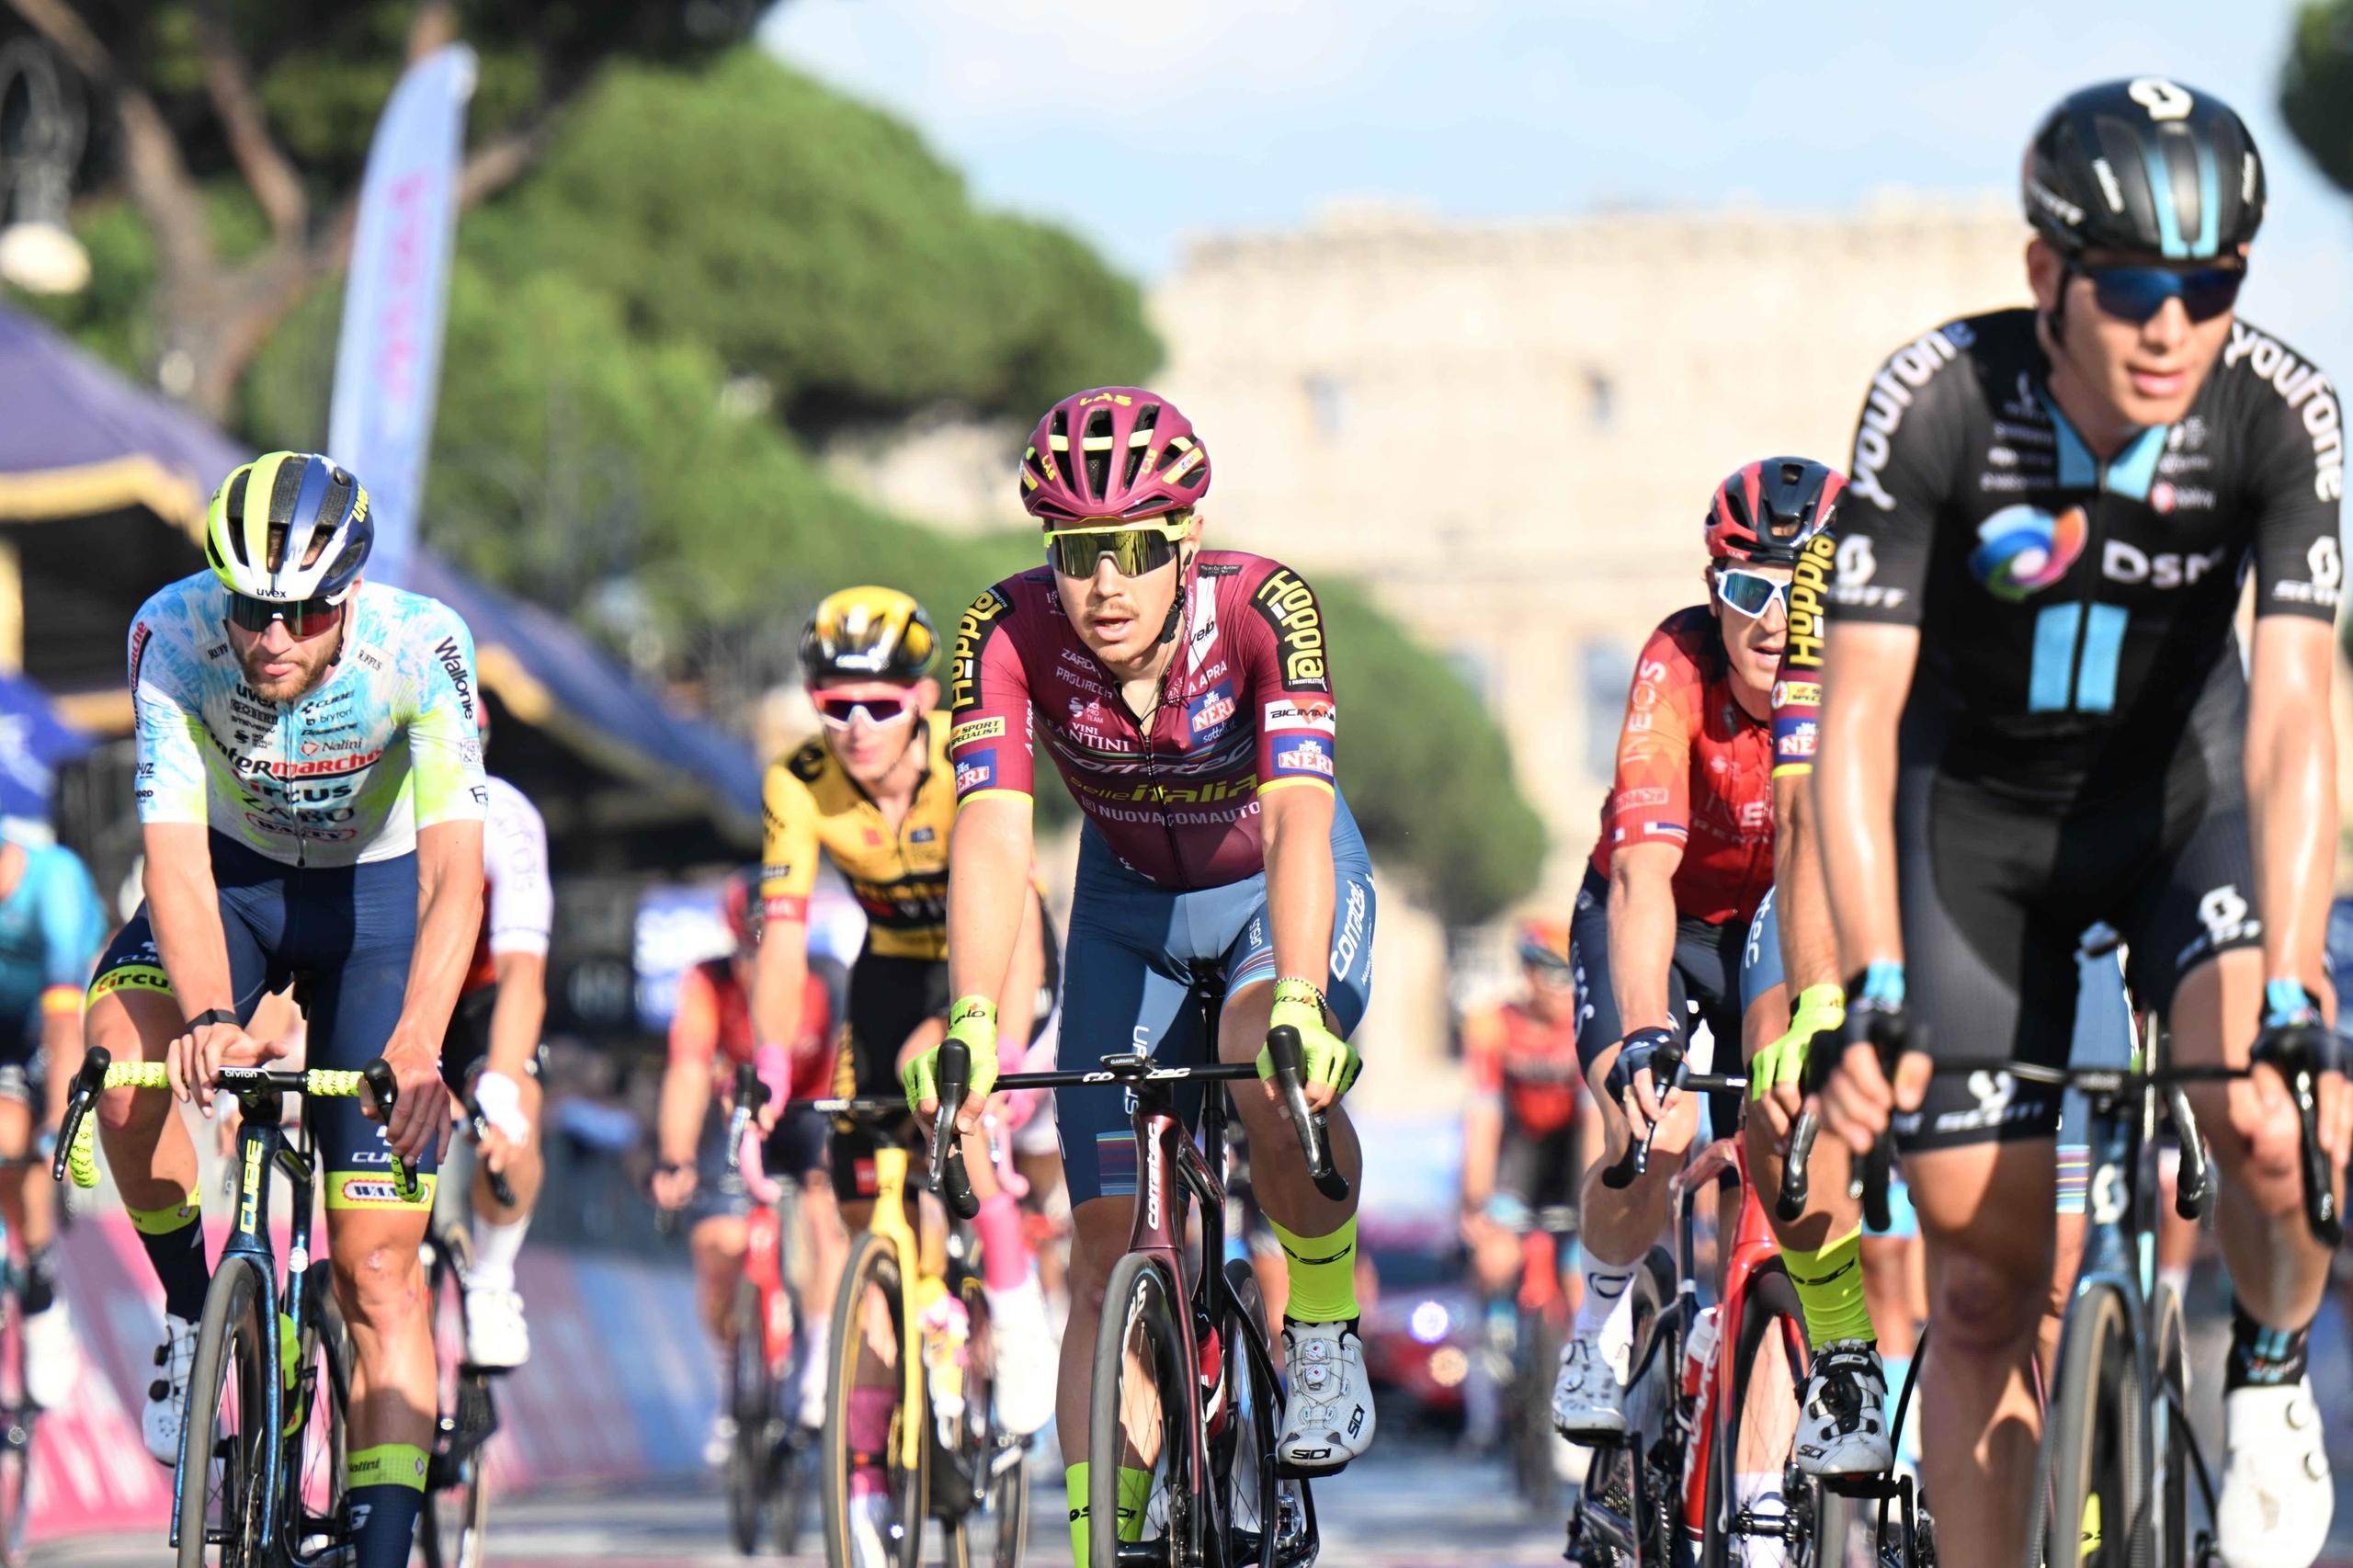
[18,1245,54,1316]
[2225,1296,2313,1390]
[128,1197,211,1323]
[347,1446,428,1568]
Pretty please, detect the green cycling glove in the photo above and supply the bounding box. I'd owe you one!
[903,995,998,1114]
[1255,977,1361,1096]
[1750,983,1846,1103]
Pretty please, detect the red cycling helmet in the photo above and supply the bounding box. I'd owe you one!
[1018,388,1211,524]
[1703,457,1846,566]
[1516,917,1573,977]
[722,868,762,950]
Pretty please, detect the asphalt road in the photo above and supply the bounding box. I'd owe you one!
[54,1437,1575,1567]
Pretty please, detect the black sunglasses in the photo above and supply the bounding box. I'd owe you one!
[227,592,345,637]
[2081,263,2245,325]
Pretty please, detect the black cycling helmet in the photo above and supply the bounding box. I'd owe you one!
[1704,458,1847,569]
[2023,78,2264,262]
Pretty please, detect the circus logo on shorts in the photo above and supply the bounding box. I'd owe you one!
[1968,505,2086,601]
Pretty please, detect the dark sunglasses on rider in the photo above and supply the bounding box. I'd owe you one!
[814,691,915,730]
[1713,567,1790,621]
[2080,263,2245,325]
[226,591,345,637]
[1043,517,1189,580]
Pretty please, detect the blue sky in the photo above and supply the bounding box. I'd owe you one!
[764,1,2353,374]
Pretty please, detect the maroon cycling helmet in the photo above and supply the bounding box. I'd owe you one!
[1018,388,1211,524]
[722,867,762,950]
[1703,457,1846,566]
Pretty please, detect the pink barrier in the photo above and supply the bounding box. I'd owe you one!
[35,1213,717,1545]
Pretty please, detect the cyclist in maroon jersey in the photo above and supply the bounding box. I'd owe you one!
[903,387,1379,1564]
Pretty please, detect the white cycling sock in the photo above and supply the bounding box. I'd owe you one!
[1574,1256,1638,1362]
[470,1213,529,1292]
[1734,1472,1791,1568]
[2157,1264,2192,1306]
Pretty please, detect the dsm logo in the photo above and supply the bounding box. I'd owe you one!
[1968,504,2086,601]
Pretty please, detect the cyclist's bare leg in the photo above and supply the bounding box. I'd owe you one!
[331,1204,439,1461]
[473,1071,543,1222]
[1859,1238,1919,1359]
[88,987,200,1216]
[0,1098,28,1245]
[1576,1039,1701,1270]
[2169,949,2336,1332]
[2036,1211,2086,1378]
[1467,1215,1524,1298]
[1907,1139,2055,1568]
[1216,979,1363,1238]
[1056,1194,1137,1453]
[797,1171,847,1342]
[1742,985,1864,1254]
[689,1213,750,1348]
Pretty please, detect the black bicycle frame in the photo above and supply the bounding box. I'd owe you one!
[166,1088,327,1562]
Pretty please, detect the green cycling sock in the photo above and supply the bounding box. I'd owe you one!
[1780,1224,1875,1348]
[1267,1213,1358,1324]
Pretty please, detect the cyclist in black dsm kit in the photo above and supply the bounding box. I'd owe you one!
[1810,79,2353,1568]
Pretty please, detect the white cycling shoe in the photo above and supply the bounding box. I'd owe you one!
[23,1301,81,1409]
[1277,1321,1375,1474]
[1792,1341,1893,1478]
[1552,1331,1629,1439]
[142,1312,199,1465]
[463,1285,530,1370]
[2217,1377,2333,1568]
[983,1275,1057,1438]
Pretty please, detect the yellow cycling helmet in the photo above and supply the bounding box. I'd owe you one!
[205,451,373,602]
[799,586,938,686]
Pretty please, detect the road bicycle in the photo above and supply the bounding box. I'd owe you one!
[930,963,1341,1568]
[417,1085,519,1568]
[714,1063,814,1559]
[812,1091,1027,1568]
[0,1155,39,1568]
[1569,1037,1884,1568]
[1784,1007,2341,1568]
[54,1044,417,1568]
[1471,1204,1579,1516]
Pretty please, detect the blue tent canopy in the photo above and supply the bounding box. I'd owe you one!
[0,304,758,841]
[0,670,97,820]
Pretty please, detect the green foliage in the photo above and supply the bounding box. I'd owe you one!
[2283,2,2353,194]
[467,51,1160,428]
[6,202,160,377]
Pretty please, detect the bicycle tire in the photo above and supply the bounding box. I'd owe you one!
[822,1232,926,1568]
[1217,1258,1312,1568]
[1569,1245,1678,1568]
[987,1449,1030,1568]
[1088,1252,1193,1568]
[176,1255,274,1568]
[1512,1302,1565,1516]
[939,1273,1029,1568]
[2150,1285,2193,1568]
[1700,1259,1809,1568]
[0,1281,28,1568]
[280,1262,349,1562]
[2033,1282,2143,1568]
[727,1277,770,1555]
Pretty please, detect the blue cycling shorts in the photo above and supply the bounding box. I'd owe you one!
[1741,889,2132,1215]
[1054,793,1375,1209]
[88,832,437,1210]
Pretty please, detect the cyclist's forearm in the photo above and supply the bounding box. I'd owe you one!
[398,821,485,1049]
[1774,777,1841,994]
[655,1063,711,1166]
[1263,785,1336,994]
[1815,703,1904,978]
[40,1009,75,1131]
[946,797,1034,1005]
[483,949,546,1080]
[749,921,809,1050]
[143,823,236,1017]
[2246,621,2338,996]
[995,890,1045,1052]
[1461,1103,1503,1205]
[1607,849,1678,1035]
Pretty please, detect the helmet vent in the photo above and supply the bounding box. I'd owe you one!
[1081,407,1116,500]
[220,470,254,566]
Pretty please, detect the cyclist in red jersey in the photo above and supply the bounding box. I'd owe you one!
[1553,459,1843,1446]
[652,870,838,1461]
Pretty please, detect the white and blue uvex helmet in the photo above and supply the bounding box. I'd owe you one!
[2023,78,2265,262]
[203,451,374,602]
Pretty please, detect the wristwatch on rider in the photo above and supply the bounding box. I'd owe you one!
[185,1007,239,1033]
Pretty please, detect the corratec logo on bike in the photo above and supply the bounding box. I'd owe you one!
[1142,1126,1163,1233]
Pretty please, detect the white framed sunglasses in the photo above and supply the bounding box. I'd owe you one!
[1714,566,1791,621]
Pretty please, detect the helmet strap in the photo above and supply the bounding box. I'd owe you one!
[1155,548,1192,647]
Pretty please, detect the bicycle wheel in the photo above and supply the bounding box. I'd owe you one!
[937,1275,1029,1568]
[823,1232,926,1568]
[1087,1252,1194,1568]
[421,1233,494,1568]
[728,1277,771,1555]
[1216,1258,1312,1568]
[280,1262,349,1562]
[1569,1246,1678,1568]
[1699,1260,1812,1568]
[1512,1302,1565,1515]
[2034,1283,2143,1568]
[2150,1284,2195,1568]
[0,1281,28,1568]
[176,1256,274,1568]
